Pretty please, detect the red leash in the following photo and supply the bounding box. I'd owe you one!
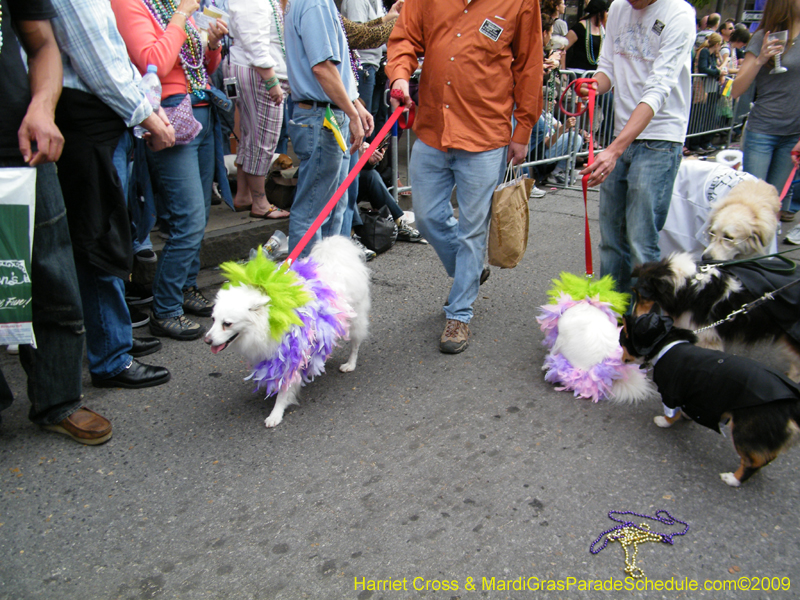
[284,90,415,266]
[560,78,597,277]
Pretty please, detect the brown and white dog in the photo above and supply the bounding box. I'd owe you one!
[620,310,800,486]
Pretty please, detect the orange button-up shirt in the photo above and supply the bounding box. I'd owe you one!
[386,0,542,153]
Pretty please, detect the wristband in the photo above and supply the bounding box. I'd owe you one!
[265,78,280,90]
[174,10,190,19]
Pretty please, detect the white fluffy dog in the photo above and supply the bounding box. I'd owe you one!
[703,179,781,261]
[204,236,371,428]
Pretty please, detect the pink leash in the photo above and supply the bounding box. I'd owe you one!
[284,89,415,266]
[779,148,800,201]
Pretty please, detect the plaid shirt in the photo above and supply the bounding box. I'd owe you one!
[51,0,152,127]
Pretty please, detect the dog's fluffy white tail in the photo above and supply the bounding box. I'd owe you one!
[608,367,660,405]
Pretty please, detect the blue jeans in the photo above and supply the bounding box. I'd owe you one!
[275,95,294,155]
[358,168,404,221]
[599,140,682,294]
[341,150,361,235]
[743,128,797,213]
[357,64,379,115]
[75,260,132,378]
[72,132,133,378]
[113,131,155,254]
[288,104,350,256]
[409,140,506,323]
[545,131,583,173]
[0,163,84,425]
[147,105,215,318]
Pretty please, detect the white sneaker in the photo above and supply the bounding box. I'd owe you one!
[529,185,546,199]
[785,223,800,245]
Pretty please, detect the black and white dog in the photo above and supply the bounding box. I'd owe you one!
[620,309,800,487]
[632,253,800,382]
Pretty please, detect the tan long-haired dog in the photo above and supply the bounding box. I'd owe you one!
[703,179,781,261]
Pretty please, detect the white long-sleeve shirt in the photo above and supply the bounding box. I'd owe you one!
[595,0,695,143]
[228,0,287,79]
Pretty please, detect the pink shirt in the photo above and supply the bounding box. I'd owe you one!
[111,0,221,99]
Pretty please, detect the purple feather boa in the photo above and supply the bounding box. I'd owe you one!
[247,258,354,397]
[537,293,635,402]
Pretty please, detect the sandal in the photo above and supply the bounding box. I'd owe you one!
[396,179,412,196]
[249,205,290,219]
[234,203,253,212]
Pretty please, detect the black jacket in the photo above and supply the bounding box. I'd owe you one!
[653,342,800,433]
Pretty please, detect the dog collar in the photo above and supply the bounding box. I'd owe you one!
[650,340,689,366]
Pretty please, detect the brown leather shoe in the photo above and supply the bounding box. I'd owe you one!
[42,407,112,445]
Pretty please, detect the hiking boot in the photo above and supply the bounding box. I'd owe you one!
[351,234,376,262]
[396,220,426,243]
[183,286,214,317]
[150,314,205,341]
[41,407,112,445]
[439,319,470,354]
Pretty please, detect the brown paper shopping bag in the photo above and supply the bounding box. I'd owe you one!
[488,163,531,268]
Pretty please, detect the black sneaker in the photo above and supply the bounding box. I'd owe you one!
[396,220,427,243]
[351,234,376,262]
[183,286,214,317]
[211,182,223,205]
[135,248,157,263]
[125,281,153,305]
[128,305,150,328]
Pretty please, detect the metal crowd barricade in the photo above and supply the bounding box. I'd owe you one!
[686,73,743,148]
[517,69,615,189]
[387,69,750,197]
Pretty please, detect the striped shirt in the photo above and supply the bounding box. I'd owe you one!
[51,0,152,127]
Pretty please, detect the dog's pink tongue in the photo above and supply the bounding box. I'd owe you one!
[210,344,225,355]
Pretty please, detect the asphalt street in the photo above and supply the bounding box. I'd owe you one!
[1,186,799,600]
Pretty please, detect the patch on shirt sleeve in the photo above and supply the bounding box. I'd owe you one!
[652,20,665,35]
[479,19,503,42]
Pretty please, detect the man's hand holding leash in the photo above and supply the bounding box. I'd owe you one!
[576,76,614,187]
[577,73,656,188]
[390,79,413,111]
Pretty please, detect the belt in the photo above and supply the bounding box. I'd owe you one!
[295,100,341,111]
